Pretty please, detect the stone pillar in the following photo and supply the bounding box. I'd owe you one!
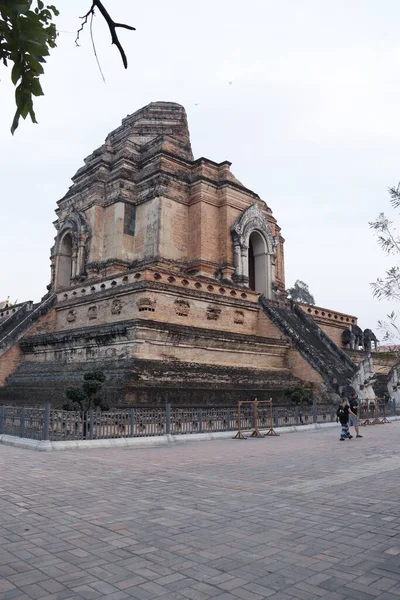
[266,256,274,300]
[77,240,86,277]
[233,243,241,279]
[241,246,248,280]
[71,247,78,279]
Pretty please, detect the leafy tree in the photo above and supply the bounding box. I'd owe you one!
[0,0,135,133]
[63,370,109,412]
[287,280,315,305]
[0,1,58,134]
[370,184,400,344]
[284,385,313,406]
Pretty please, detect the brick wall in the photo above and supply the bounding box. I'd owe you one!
[287,348,324,384]
[298,303,357,349]
[0,343,22,386]
[25,308,57,336]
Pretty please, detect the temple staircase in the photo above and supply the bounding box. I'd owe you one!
[0,294,57,358]
[259,296,357,392]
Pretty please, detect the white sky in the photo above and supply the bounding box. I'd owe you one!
[1,0,399,333]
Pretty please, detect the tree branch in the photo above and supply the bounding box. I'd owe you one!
[76,1,135,68]
[92,0,135,68]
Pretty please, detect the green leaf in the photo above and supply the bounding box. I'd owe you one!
[11,59,23,84]
[10,109,20,134]
[29,77,43,96]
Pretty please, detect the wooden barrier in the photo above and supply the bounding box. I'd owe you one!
[265,398,279,437]
[233,398,279,439]
[372,398,383,425]
[361,398,390,426]
[381,398,390,424]
[361,399,372,426]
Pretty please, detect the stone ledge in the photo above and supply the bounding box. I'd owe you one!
[3,418,393,452]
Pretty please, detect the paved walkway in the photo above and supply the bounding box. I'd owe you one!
[1,424,400,600]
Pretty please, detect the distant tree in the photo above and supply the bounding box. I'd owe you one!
[284,385,313,406]
[370,184,400,344]
[63,370,109,412]
[287,280,315,305]
[0,1,135,133]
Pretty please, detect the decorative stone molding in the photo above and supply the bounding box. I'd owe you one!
[234,310,244,324]
[388,364,400,407]
[351,355,376,401]
[52,207,91,291]
[232,203,275,252]
[174,298,190,316]
[87,305,97,320]
[231,203,277,298]
[137,297,155,312]
[206,305,221,321]
[67,309,76,323]
[111,298,123,315]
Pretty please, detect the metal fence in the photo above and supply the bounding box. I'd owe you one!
[0,400,398,442]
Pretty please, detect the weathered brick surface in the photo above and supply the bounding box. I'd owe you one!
[1,424,400,600]
[0,103,366,403]
[25,308,57,336]
[299,303,358,349]
[288,348,324,383]
[0,342,22,386]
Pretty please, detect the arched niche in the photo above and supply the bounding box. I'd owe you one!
[231,204,277,299]
[248,231,269,293]
[56,232,73,289]
[50,207,90,291]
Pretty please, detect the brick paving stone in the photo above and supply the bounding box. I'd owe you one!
[372,578,400,591]
[3,425,400,599]
[231,589,265,600]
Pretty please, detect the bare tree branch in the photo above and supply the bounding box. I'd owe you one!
[89,10,106,82]
[76,1,135,68]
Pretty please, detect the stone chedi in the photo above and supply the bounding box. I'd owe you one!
[0,102,383,405]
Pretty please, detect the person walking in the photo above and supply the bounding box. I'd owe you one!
[337,397,352,441]
[349,392,363,438]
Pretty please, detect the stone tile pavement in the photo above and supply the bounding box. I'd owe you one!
[1,423,400,599]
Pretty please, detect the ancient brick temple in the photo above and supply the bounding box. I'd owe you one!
[0,102,386,406]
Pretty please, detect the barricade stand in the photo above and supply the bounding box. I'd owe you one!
[361,399,372,426]
[265,398,279,437]
[233,399,278,439]
[381,398,390,424]
[372,398,384,425]
[249,399,264,438]
[233,400,247,439]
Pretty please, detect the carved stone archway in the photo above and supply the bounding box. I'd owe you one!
[231,204,277,298]
[52,208,90,290]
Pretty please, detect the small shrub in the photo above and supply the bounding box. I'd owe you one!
[284,385,313,406]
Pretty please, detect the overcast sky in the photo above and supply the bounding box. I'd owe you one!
[1,0,399,333]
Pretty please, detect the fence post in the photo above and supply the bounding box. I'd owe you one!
[89,410,94,440]
[251,403,255,429]
[130,408,135,437]
[20,407,25,438]
[312,402,317,423]
[330,405,335,422]
[199,408,203,433]
[0,406,4,435]
[393,399,397,417]
[274,407,279,428]
[166,403,171,435]
[226,408,231,431]
[43,403,51,441]
[295,406,299,425]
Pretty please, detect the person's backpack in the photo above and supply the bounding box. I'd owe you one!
[337,405,345,419]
